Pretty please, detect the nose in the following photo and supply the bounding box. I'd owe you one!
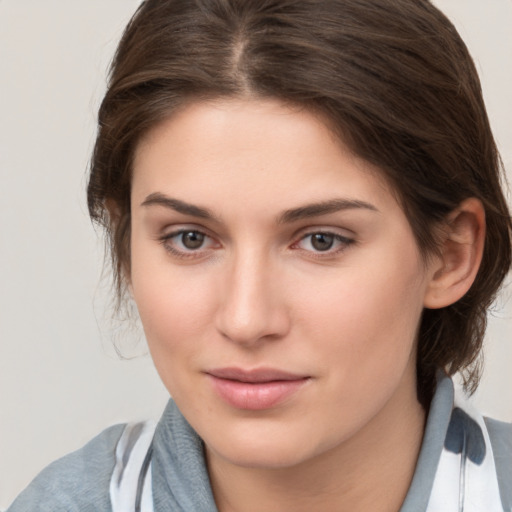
[214,250,290,347]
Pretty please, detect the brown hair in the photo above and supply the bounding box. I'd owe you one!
[87,0,511,404]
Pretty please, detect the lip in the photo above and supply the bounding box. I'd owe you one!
[206,367,310,410]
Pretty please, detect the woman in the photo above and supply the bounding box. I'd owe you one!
[7,0,512,511]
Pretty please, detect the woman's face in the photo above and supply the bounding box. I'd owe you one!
[130,98,436,468]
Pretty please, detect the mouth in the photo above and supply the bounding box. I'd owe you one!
[205,367,311,410]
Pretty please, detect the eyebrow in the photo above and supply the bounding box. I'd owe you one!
[141,192,218,220]
[277,198,378,224]
[141,192,378,223]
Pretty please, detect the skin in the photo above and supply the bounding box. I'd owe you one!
[129,98,480,511]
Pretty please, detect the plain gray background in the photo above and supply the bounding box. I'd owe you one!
[1,1,511,508]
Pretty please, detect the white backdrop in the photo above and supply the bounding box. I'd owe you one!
[0,1,511,508]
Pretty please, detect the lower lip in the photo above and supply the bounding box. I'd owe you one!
[208,375,309,410]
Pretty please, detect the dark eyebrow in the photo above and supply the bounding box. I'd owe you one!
[141,193,378,224]
[277,198,378,224]
[141,192,217,220]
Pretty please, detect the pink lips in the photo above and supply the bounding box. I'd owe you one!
[206,367,310,410]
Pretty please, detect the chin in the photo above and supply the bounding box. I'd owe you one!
[209,441,313,470]
[203,419,331,470]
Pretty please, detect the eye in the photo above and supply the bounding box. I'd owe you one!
[177,230,206,250]
[159,228,218,258]
[294,231,354,254]
[309,233,335,251]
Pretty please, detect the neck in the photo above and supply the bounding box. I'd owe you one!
[206,373,426,512]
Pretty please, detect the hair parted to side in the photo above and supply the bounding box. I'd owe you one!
[87,0,511,405]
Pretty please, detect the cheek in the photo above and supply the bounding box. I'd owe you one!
[133,272,214,350]
[295,251,426,376]
[130,271,215,403]
[129,239,219,380]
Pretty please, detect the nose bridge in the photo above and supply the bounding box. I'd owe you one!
[215,244,288,345]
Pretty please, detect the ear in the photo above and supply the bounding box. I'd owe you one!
[423,198,485,309]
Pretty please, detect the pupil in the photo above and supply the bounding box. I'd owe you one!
[182,231,204,249]
[311,233,334,251]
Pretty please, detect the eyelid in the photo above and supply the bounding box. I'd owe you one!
[158,222,218,242]
[158,225,221,259]
[291,228,356,255]
[292,225,355,242]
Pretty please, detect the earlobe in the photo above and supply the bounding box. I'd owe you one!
[423,198,485,309]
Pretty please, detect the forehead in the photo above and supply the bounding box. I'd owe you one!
[131,98,398,218]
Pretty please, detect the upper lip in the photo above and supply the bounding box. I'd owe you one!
[206,367,309,383]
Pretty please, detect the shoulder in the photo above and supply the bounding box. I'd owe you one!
[485,416,512,468]
[7,424,126,512]
[485,417,512,445]
[485,417,512,510]
[485,416,512,471]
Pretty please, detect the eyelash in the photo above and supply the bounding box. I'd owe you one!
[158,228,355,260]
[158,229,218,260]
[292,231,355,257]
